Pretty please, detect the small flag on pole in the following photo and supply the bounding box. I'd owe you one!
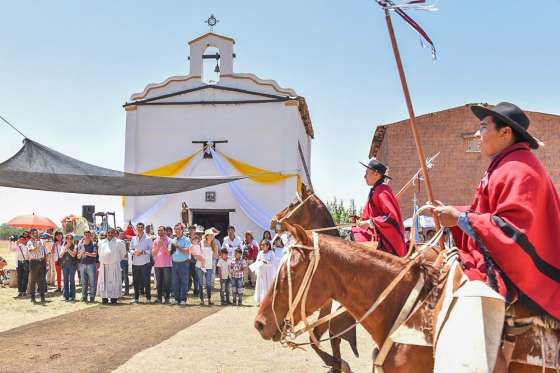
[376,0,438,59]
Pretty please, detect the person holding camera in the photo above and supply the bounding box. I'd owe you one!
[11,233,29,297]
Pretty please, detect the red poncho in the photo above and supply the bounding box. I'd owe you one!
[452,142,560,319]
[123,225,136,240]
[353,183,407,257]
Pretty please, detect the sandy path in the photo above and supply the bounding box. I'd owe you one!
[115,305,376,373]
[0,302,220,373]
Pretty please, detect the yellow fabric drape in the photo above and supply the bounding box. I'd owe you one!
[122,148,204,208]
[217,150,302,192]
[140,149,203,177]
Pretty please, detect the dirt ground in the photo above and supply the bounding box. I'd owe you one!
[1,240,376,372]
[1,241,96,332]
[115,304,376,373]
[0,301,221,373]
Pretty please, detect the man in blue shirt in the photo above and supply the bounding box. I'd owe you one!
[78,231,97,302]
[171,223,191,305]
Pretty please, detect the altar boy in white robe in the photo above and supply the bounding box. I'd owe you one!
[97,228,126,304]
[253,239,276,306]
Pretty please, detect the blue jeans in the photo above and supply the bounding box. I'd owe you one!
[195,267,214,300]
[120,260,129,293]
[220,278,231,303]
[188,259,198,295]
[80,263,97,300]
[62,265,77,300]
[172,261,189,302]
[231,277,244,301]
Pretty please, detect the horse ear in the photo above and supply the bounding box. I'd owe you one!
[282,222,311,246]
[301,183,311,198]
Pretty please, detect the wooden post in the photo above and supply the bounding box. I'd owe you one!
[383,9,445,235]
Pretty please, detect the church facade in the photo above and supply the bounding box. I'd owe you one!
[123,31,313,239]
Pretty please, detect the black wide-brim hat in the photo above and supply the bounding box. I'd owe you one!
[360,158,392,179]
[470,102,540,149]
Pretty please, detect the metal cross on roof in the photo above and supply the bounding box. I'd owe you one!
[205,14,219,32]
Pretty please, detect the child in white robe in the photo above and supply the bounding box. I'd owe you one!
[272,236,285,273]
[253,239,276,306]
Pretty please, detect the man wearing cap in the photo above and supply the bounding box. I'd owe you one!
[433,102,560,372]
[353,159,407,257]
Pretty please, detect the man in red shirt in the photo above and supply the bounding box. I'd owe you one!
[433,102,560,372]
[352,159,407,257]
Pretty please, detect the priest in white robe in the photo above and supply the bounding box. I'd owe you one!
[97,229,126,304]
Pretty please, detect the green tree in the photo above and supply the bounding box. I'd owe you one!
[326,198,361,225]
[0,224,25,240]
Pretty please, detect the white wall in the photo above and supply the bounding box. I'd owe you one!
[124,75,310,237]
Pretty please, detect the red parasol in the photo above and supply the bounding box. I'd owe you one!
[7,213,58,229]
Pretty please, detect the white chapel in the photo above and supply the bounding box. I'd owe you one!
[123,25,314,238]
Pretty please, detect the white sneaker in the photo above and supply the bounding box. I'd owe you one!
[179,301,187,305]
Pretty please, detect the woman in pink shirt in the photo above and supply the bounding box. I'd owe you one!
[152,226,172,303]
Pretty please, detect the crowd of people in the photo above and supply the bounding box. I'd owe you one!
[9,222,287,306]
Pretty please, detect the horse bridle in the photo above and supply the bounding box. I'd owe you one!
[271,231,322,347]
[270,204,445,350]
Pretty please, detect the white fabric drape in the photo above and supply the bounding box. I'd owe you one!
[131,152,203,224]
[209,148,273,230]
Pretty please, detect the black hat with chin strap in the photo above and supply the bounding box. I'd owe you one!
[470,102,541,149]
[360,158,392,179]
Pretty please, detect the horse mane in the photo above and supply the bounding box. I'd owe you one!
[309,195,337,227]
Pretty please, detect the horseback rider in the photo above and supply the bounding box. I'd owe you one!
[433,102,560,372]
[352,158,407,257]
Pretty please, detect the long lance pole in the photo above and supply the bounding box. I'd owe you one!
[382,9,445,236]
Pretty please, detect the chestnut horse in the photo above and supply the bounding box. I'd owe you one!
[255,223,559,372]
[271,187,358,372]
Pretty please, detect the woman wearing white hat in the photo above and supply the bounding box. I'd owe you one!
[191,229,219,305]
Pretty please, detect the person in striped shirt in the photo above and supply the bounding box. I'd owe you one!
[26,228,48,303]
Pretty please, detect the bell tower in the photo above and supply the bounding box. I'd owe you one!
[188,15,235,78]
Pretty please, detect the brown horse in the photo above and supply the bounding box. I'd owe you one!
[255,223,558,372]
[271,187,359,372]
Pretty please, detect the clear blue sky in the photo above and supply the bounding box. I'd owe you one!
[0,0,558,224]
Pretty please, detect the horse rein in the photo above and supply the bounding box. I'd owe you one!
[271,204,444,350]
[275,192,366,233]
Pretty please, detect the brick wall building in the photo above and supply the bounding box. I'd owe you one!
[369,104,560,217]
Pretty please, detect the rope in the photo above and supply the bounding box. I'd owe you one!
[274,210,442,349]
[270,203,442,351]
[0,114,27,139]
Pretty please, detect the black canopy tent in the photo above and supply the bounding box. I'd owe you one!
[0,139,245,195]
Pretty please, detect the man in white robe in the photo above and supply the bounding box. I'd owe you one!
[97,229,126,304]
